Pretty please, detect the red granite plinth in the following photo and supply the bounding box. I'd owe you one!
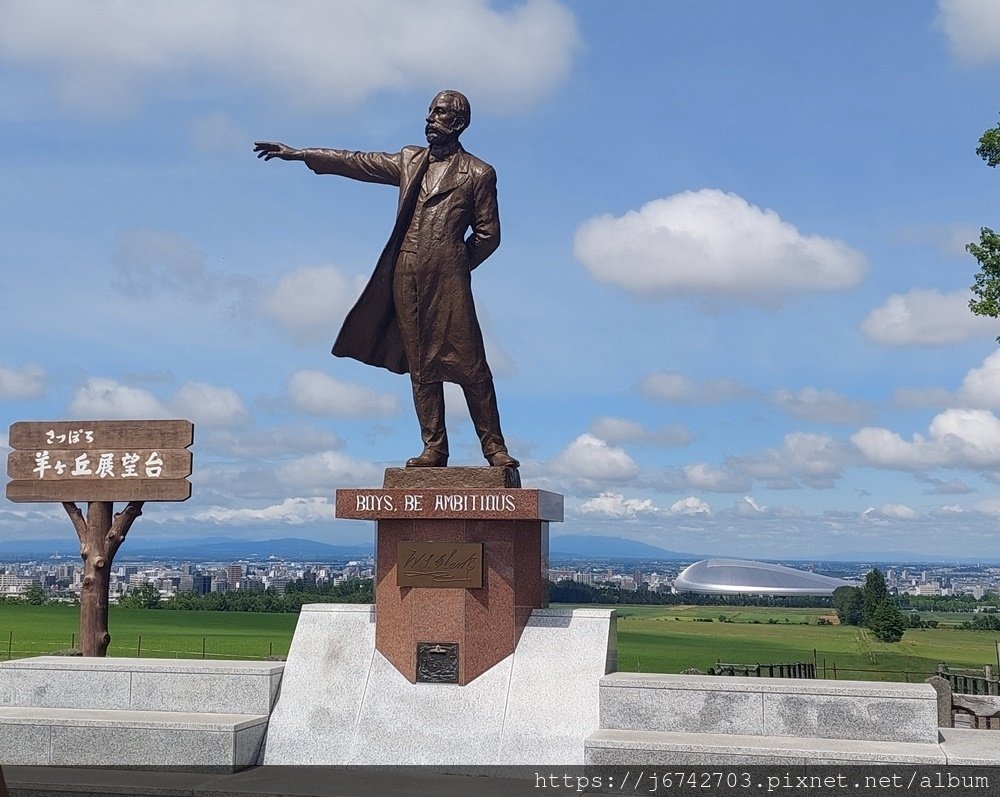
[336,476,561,686]
[375,517,549,685]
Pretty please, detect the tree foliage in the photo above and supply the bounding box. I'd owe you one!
[977,115,1000,168]
[869,598,907,642]
[160,578,373,613]
[968,227,1000,320]
[22,584,48,605]
[861,568,889,626]
[832,585,864,626]
[118,582,161,609]
[967,115,1000,336]
[832,570,906,643]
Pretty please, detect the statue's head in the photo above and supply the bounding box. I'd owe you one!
[425,90,470,145]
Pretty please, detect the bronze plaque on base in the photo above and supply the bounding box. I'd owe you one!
[416,642,459,683]
[397,542,483,588]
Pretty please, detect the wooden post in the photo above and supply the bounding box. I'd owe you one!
[63,500,144,657]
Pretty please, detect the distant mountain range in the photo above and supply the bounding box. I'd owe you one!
[549,534,696,560]
[0,536,372,562]
[0,534,994,565]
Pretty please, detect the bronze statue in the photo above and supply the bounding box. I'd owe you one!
[255,90,517,469]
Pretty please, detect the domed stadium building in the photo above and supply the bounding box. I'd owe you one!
[673,559,849,596]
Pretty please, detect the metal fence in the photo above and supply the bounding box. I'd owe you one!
[709,661,815,678]
[0,630,288,661]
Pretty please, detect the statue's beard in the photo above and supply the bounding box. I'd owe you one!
[425,124,453,144]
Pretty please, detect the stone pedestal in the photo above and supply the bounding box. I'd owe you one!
[335,467,562,686]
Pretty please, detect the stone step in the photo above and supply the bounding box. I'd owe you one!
[585,728,947,765]
[0,656,283,715]
[0,706,268,769]
[599,672,939,744]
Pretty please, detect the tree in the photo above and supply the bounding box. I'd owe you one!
[118,582,161,609]
[832,586,864,626]
[22,584,47,606]
[967,115,1000,333]
[976,115,1000,167]
[861,568,889,626]
[869,599,907,643]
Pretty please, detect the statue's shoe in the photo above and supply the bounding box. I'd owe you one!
[486,451,519,468]
[405,449,448,467]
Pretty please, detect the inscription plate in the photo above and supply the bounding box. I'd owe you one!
[397,542,483,588]
[336,488,564,521]
[416,642,459,683]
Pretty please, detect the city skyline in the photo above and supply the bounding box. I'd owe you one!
[3,1,1000,559]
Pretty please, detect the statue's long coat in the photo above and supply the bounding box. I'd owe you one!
[303,145,500,385]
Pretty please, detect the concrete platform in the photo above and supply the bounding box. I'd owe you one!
[599,672,940,743]
[0,658,282,770]
[0,657,283,715]
[262,604,616,765]
[585,728,948,765]
[0,707,268,769]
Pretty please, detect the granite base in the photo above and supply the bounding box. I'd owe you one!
[262,604,616,765]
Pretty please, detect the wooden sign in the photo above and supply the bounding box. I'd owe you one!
[397,542,483,588]
[6,420,193,503]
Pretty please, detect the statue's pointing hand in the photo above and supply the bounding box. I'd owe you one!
[253,141,302,161]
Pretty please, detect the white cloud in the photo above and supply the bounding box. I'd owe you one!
[936,0,1000,64]
[261,266,364,345]
[860,289,998,347]
[67,377,253,428]
[589,416,692,447]
[170,382,251,428]
[0,0,580,114]
[668,496,712,516]
[276,451,381,492]
[574,189,865,305]
[68,378,170,419]
[203,425,343,457]
[956,350,1000,408]
[728,432,849,490]
[683,463,751,492]
[0,364,45,399]
[862,504,921,523]
[894,351,1000,410]
[193,497,335,525]
[918,475,975,495]
[770,387,873,425]
[640,372,751,404]
[287,370,398,418]
[737,495,765,515]
[852,408,1000,470]
[551,434,640,482]
[580,492,657,518]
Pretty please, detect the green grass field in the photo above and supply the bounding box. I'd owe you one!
[613,605,1000,681]
[0,603,297,659]
[1,603,997,682]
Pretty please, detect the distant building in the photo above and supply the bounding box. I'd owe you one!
[673,559,849,596]
[226,564,243,591]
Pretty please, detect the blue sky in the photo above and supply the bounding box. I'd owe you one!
[2,0,1000,559]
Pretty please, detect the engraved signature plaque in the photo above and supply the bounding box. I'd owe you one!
[397,542,483,588]
[416,642,459,683]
